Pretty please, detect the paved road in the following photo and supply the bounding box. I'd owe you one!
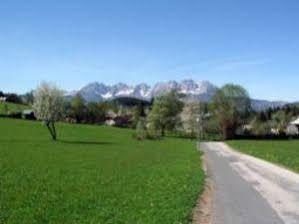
[200,142,299,224]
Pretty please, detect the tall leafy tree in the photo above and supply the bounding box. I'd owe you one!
[131,103,146,128]
[86,102,107,123]
[22,90,34,105]
[181,102,204,137]
[212,84,251,139]
[6,93,22,104]
[71,94,86,123]
[272,110,291,135]
[148,90,184,136]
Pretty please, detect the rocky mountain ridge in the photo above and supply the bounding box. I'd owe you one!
[69,79,288,111]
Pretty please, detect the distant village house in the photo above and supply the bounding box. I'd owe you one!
[287,117,299,136]
[0,97,7,102]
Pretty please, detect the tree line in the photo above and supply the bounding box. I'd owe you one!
[31,82,252,141]
[8,82,299,141]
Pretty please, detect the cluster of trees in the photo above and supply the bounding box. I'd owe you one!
[32,86,186,141]
[180,84,299,140]
[66,94,148,127]
[0,91,23,104]
[65,94,108,124]
[256,105,299,121]
[249,107,297,137]
[30,82,253,141]
[31,82,299,141]
[136,83,299,141]
[0,90,34,105]
[212,84,251,139]
[134,84,252,140]
[147,91,184,137]
[32,83,148,140]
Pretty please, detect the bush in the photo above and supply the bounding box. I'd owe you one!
[135,118,147,140]
[147,90,183,136]
[6,94,23,104]
[146,122,162,139]
[0,112,22,119]
[251,121,272,136]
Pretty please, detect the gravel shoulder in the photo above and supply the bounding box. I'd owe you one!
[199,142,299,224]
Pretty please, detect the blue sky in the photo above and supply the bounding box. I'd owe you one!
[1,0,299,101]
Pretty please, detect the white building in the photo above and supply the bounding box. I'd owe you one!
[0,97,7,102]
[286,117,299,136]
[290,117,299,126]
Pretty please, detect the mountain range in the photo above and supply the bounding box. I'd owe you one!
[69,79,288,111]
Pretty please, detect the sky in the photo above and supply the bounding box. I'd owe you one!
[1,0,299,101]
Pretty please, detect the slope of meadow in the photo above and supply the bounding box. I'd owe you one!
[0,118,204,224]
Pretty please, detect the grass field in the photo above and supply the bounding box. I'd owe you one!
[228,140,299,173]
[0,102,30,114]
[0,118,204,224]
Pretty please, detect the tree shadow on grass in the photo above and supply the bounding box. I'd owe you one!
[58,140,114,145]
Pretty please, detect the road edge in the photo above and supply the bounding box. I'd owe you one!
[193,143,213,224]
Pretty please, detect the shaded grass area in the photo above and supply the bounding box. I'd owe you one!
[227,140,299,173]
[0,118,204,224]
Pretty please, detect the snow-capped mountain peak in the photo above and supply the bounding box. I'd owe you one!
[133,83,151,98]
[71,80,218,102]
[68,80,287,111]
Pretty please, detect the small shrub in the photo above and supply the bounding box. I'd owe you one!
[250,118,272,136]
[135,118,147,140]
[146,122,162,140]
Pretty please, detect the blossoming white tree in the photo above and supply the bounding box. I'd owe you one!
[33,82,65,140]
[181,102,201,137]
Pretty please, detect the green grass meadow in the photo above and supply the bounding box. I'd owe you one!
[228,140,299,173]
[0,102,30,114]
[0,118,204,224]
